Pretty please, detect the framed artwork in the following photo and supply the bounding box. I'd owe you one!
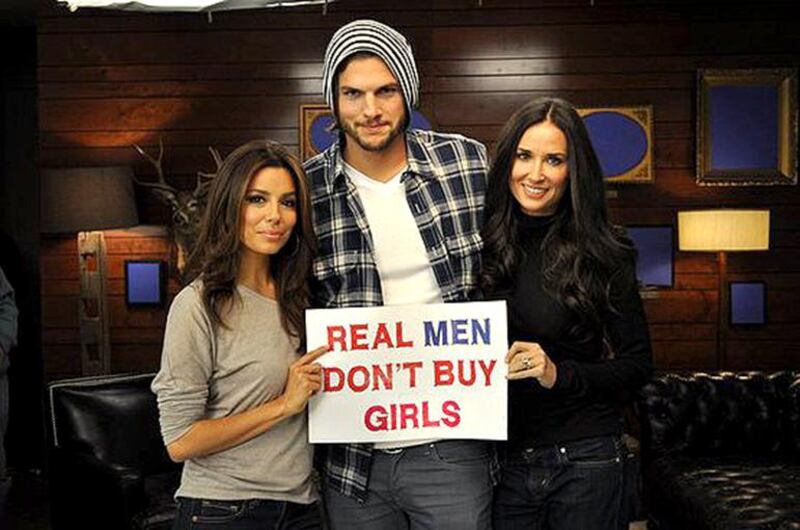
[298,103,433,161]
[125,260,165,306]
[299,104,332,162]
[697,68,798,186]
[729,281,766,326]
[577,106,654,184]
[626,225,673,288]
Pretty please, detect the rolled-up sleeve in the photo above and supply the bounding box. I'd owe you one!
[151,285,214,445]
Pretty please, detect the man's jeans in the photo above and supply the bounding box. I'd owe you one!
[173,497,323,530]
[493,435,625,530]
[324,440,493,530]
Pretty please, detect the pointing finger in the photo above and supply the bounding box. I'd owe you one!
[296,345,330,366]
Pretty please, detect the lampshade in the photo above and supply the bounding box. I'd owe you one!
[677,209,770,251]
[41,167,139,233]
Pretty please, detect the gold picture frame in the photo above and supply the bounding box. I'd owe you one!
[577,106,654,184]
[299,103,333,162]
[697,68,798,186]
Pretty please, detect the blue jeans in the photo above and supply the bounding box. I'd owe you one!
[324,440,493,530]
[493,435,625,530]
[173,497,323,530]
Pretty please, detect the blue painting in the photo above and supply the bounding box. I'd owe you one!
[579,106,654,183]
[627,226,673,287]
[730,282,766,325]
[697,68,797,186]
[126,261,163,305]
[709,85,779,171]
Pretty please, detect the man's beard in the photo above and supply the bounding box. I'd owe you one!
[341,118,404,152]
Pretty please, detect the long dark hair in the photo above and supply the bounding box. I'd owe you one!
[481,97,634,339]
[186,139,315,344]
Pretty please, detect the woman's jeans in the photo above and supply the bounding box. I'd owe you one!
[493,435,625,530]
[173,497,323,530]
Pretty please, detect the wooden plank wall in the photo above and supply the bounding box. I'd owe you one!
[40,227,175,378]
[37,0,800,380]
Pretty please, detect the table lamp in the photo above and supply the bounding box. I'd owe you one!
[41,167,138,375]
[677,209,770,369]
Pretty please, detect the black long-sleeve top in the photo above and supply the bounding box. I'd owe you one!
[503,214,653,451]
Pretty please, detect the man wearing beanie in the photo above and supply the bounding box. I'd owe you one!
[304,19,493,530]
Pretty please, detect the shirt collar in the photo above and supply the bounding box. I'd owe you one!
[322,129,442,192]
[405,130,442,181]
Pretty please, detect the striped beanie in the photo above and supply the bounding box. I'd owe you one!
[322,19,420,116]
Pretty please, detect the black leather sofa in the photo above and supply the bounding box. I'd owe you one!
[637,371,800,530]
[48,373,181,530]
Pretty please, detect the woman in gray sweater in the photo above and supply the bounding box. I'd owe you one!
[152,140,327,530]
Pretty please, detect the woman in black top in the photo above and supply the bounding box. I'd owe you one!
[482,97,653,529]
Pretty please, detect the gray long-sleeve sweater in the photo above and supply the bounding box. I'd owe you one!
[152,282,316,503]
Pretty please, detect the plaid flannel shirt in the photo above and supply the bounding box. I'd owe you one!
[304,128,498,501]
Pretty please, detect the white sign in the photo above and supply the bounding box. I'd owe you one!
[306,301,508,443]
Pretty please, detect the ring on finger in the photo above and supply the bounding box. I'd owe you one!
[522,357,532,370]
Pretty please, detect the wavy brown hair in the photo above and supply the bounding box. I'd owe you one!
[186,139,315,345]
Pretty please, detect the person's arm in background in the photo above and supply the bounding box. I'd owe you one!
[0,267,18,365]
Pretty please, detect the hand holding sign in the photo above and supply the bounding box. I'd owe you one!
[505,341,557,389]
[281,345,330,416]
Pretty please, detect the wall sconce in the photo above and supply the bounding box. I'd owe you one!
[41,167,139,375]
[677,209,770,368]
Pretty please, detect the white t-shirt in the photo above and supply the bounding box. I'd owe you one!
[345,162,441,449]
[345,162,442,306]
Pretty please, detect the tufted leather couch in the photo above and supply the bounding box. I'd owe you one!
[48,373,181,530]
[637,371,800,530]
